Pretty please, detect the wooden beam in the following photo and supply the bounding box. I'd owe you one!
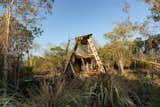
[70,62,77,76]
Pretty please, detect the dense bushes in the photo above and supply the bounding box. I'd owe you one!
[0,74,138,107]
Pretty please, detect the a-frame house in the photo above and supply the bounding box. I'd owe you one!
[64,34,106,78]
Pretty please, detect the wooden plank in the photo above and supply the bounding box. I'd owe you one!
[70,62,77,76]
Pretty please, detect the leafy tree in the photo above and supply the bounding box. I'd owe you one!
[104,22,133,42]
[30,46,65,76]
[0,16,35,87]
[135,34,160,55]
[103,2,151,73]
[143,0,160,22]
[100,40,135,73]
[0,0,54,95]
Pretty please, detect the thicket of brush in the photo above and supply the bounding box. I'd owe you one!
[0,74,139,107]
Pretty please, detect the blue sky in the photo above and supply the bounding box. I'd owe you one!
[34,0,150,53]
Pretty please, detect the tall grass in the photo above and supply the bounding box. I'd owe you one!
[24,74,137,107]
[93,74,137,107]
[0,94,22,107]
[0,96,14,107]
[27,78,93,107]
[0,74,138,107]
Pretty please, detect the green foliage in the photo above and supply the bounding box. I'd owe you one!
[104,25,132,41]
[0,16,34,54]
[30,46,65,74]
[144,0,160,22]
[133,37,144,54]
[20,66,34,80]
[143,76,152,85]
[103,17,144,72]
[100,41,135,72]
[0,0,54,26]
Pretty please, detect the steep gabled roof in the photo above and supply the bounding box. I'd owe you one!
[64,33,106,77]
[64,34,92,74]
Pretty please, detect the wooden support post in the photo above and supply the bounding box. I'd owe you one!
[70,62,76,76]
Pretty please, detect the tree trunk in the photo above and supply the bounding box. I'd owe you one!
[3,0,14,96]
[63,39,71,71]
[14,56,20,88]
[3,54,8,96]
[119,60,124,73]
